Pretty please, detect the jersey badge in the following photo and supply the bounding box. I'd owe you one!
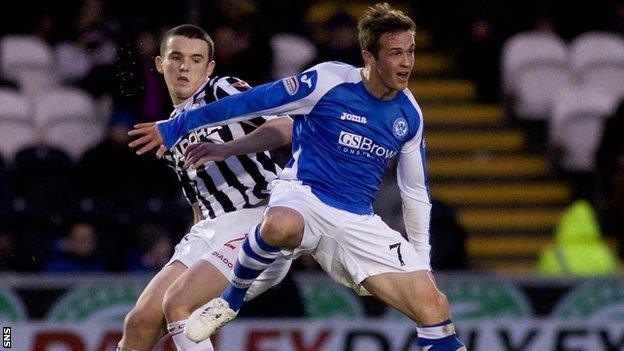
[282,76,299,96]
[392,117,408,139]
[192,96,205,109]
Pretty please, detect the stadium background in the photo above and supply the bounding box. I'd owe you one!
[1,0,624,349]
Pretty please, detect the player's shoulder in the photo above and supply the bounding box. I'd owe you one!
[307,61,358,76]
[398,88,424,141]
[399,88,423,120]
[302,61,361,90]
[207,75,253,100]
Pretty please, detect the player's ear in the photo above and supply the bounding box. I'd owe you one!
[362,50,375,66]
[206,60,216,77]
[155,56,164,74]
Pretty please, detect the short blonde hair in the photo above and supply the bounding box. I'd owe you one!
[357,3,416,58]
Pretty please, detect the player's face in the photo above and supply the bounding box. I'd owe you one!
[370,31,415,93]
[156,35,215,104]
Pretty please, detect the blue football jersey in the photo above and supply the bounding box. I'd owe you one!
[159,62,430,215]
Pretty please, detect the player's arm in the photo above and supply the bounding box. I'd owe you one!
[157,71,321,149]
[397,130,432,270]
[183,116,293,169]
[129,63,342,155]
[128,74,314,156]
[191,205,203,224]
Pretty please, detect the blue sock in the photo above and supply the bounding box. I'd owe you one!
[417,319,465,351]
[220,225,280,311]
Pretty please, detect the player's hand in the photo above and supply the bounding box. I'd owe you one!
[128,122,168,158]
[183,142,232,169]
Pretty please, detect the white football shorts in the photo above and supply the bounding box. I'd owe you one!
[268,180,429,295]
[167,206,291,301]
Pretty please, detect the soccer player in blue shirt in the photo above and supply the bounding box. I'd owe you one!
[130,4,466,350]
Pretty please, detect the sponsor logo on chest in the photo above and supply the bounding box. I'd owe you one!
[172,127,219,157]
[338,131,397,159]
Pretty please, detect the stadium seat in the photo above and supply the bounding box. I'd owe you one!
[514,63,572,120]
[34,87,104,159]
[500,32,570,120]
[15,69,59,100]
[501,32,569,96]
[570,31,624,99]
[549,84,620,172]
[0,88,40,161]
[270,34,317,79]
[0,35,58,98]
[54,41,92,83]
[0,35,54,81]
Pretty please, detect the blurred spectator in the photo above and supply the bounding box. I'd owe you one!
[135,30,168,122]
[556,0,615,39]
[124,223,173,272]
[312,12,361,67]
[257,0,310,35]
[0,155,11,224]
[537,199,621,275]
[616,2,624,34]
[44,221,105,272]
[200,0,273,84]
[56,0,120,87]
[429,199,468,271]
[79,111,139,207]
[79,110,181,239]
[104,29,169,122]
[75,0,119,68]
[534,15,557,34]
[32,14,58,45]
[11,145,78,226]
[457,17,500,102]
[7,144,70,272]
[211,23,273,84]
[597,98,624,256]
[76,0,121,99]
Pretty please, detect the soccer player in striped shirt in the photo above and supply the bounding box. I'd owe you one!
[118,25,293,351]
[131,4,467,350]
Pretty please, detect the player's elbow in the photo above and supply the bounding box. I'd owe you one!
[267,117,293,146]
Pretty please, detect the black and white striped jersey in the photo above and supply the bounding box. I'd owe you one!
[162,76,281,219]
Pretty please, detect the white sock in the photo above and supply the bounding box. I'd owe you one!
[167,320,214,351]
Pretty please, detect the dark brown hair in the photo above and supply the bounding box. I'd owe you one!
[357,3,416,58]
[159,24,215,61]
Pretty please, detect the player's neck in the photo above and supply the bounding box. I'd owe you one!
[361,66,398,100]
[171,94,184,106]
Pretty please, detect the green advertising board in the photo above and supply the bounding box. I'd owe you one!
[0,287,26,323]
[295,275,364,319]
[553,279,624,321]
[47,280,148,322]
[385,278,532,321]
